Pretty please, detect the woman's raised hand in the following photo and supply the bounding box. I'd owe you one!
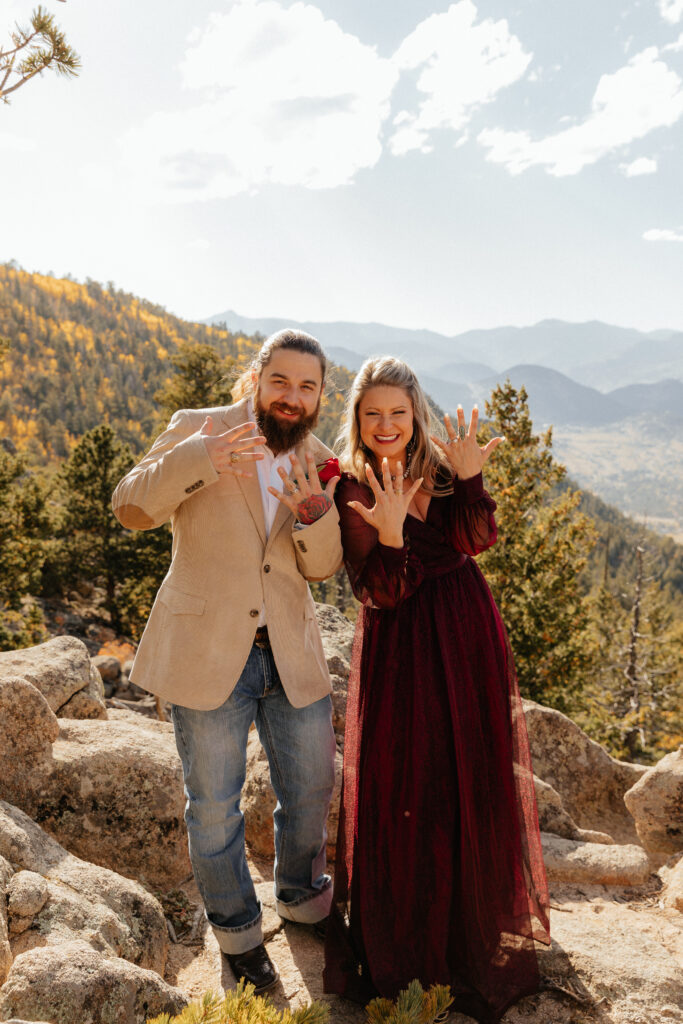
[347,459,423,548]
[431,405,503,480]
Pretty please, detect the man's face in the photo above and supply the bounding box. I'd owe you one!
[254,348,324,454]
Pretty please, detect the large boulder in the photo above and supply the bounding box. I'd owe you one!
[317,602,356,733]
[658,853,683,912]
[0,856,11,986]
[0,801,169,973]
[0,802,187,1023]
[0,942,186,1024]
[523,699,646,842]
[315,602,354,675]
[243,731,343,859]
[7,871,48,936]
[540,832,652,886]
[533,776,613,844]
[0,678,189,889]
[624,747,683,862]
[0,676,60,764]
[315,604,354,737]
[0,636,106,719]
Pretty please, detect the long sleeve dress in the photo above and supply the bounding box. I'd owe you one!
[323,471,550,1024]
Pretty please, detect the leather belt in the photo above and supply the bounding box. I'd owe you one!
[253,626,270,649]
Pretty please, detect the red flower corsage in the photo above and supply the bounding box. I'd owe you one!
[316,457,341,483]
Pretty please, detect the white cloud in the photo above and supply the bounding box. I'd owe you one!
[620,156,658,175]
[659,1,683,25]
[127,0,398,201]
[663,31,683,51]
[389,1,532,157]
[478,47,683,176]
[643,227,683,240]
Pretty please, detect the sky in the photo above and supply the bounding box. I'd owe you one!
[1,0,683,335]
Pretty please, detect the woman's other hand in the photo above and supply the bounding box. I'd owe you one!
[431,406,503,480]
[347,460,423,548]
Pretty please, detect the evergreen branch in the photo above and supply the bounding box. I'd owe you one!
[0,28,42,62]
[0,4,80,102]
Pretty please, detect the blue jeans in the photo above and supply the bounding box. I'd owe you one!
[170,644,336,954]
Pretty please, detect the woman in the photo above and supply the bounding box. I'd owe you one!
[323,357,550,1024]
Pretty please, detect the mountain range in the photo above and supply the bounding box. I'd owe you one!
[206,310,683,427]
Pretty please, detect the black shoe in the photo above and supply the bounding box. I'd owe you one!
[224,943,279,994]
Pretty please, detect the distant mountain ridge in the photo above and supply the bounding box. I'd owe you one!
[205,309,683,393]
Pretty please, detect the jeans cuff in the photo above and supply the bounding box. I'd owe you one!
[276,877,332,924]
[210,905,263,955]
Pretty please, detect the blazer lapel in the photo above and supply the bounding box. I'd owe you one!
[224,402,267,546]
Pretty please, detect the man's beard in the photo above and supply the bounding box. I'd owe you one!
[254,390,320,455]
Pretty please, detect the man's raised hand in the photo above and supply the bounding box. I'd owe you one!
[268,452,340,524]
[200,417,266,477]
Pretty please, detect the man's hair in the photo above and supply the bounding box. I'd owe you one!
[232,328,327,401]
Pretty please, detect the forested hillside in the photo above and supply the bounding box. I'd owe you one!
[0,261,351,458]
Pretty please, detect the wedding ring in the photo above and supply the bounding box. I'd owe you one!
[458,425,466,441]
[230,451,239,464]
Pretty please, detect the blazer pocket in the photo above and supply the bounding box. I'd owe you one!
[159,583,206,616]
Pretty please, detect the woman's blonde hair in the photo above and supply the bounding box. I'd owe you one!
[336,355,452,492]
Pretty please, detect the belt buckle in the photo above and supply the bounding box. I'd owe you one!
[254,627,270,649]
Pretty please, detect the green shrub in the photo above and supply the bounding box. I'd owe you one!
[147,978,453,1024]
[146,980,330,1024]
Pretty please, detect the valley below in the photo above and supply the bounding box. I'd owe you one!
[551,415,683,543]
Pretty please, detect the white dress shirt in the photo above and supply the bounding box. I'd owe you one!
[249,399,295,626]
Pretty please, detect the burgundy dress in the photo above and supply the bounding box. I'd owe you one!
[323,472,550,1024]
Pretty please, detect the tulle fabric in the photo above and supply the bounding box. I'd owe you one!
[323,472,550,1024]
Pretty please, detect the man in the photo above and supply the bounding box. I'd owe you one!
[112,329,342,993]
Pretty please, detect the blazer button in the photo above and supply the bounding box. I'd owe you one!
[263,564,271,573]
[249,609,259,618]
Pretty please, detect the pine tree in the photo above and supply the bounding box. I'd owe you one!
[58,425,134,631]
[154,341,236,427]
[57,423,172,639]
[0,447,48,649]
[1,5,80,103]
[478,381,597,712]
[583,542,683,762]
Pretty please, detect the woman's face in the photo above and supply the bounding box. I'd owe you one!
[357,385,414,465]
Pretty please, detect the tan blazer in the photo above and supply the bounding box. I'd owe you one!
[111,399,343,710]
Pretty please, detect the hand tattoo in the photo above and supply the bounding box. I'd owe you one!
[297,492,332,524]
